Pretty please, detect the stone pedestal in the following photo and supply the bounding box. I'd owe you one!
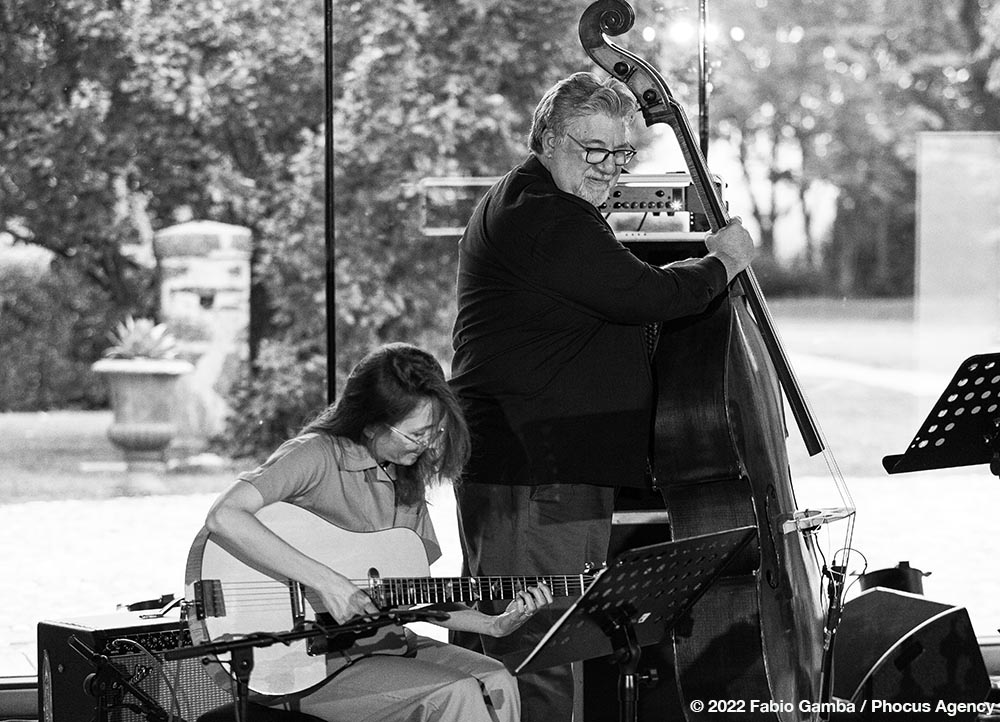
[153,220,252,450]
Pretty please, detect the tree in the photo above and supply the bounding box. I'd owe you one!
[703,0,1000,295]
[1,0,325,416]
[1,0,325,313]
[225,0,602,453]
[1,0,158,311]
[329,0,597,377]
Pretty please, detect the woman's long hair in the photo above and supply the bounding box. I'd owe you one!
[301,343,470,505]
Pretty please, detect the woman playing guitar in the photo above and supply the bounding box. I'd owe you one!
[192,343,552,721]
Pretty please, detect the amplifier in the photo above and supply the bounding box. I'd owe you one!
[417,172,724,237]
[598,172,712,214]
[38,611,232,722]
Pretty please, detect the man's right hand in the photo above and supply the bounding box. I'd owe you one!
[705,217,755,282]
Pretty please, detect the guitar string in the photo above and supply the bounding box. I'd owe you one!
[216,576,594,592]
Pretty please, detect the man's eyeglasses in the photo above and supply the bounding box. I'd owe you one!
[387,424,445,449]
[566,133,636,167]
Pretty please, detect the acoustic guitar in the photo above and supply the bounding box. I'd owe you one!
[184,502,596,696]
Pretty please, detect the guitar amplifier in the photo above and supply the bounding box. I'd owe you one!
[38,610,232,722]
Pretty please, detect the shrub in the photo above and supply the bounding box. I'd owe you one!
[0,259,118,410]
[220,338,327,460]
[751,255,829,298]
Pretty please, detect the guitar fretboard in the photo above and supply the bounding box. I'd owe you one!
[358,574,595,607]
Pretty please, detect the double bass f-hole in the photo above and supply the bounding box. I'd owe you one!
[763,485,781,590]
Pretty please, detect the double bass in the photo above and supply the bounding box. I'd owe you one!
[579,2,853,719]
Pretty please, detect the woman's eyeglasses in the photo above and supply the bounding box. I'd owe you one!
[386,424,445,449]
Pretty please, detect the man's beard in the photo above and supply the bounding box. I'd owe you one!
[576,174,616,207]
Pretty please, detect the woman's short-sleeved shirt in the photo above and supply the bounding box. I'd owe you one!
[238,433,441,564]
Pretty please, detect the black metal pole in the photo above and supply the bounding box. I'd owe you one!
[324,0,336,404]
[697,0,709,159]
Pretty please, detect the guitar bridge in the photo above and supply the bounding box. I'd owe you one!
[192,579,226,620]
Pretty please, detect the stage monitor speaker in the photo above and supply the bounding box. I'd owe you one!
[38,610,233,722]
[832,587,990,720]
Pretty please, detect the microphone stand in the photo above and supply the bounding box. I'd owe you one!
[68,634,172,722]
[163,609,450,722]
[817,563,847,721]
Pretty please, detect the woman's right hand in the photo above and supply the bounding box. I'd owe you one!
[317,569,382,624]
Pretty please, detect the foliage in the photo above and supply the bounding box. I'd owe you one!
[101,316,178,360]
[2,0,162,311]
[0,257,114,410]
[751,255,828,298]
[285,0,594,433]
[210,0,598,454]
[222,338,328,460]
[1,0,324,434]
[0,0,324,320]
[705,0,1000,293]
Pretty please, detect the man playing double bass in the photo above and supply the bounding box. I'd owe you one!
[449,71,755,721]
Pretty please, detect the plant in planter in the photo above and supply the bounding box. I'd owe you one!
[92,316,194,465]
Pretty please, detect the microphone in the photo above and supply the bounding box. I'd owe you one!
[67,635,172,722]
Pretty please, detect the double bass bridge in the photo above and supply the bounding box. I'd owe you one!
[781,507,855,535]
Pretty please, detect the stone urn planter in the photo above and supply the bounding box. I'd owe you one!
[93,357,194,463]
[92,317,193,465]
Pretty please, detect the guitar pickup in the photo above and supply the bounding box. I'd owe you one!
[192,579,226,620]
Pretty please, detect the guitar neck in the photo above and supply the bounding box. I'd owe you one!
[360,574,594,607]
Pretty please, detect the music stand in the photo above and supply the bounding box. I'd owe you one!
[882,353,1000,477]
[512,526,757,722]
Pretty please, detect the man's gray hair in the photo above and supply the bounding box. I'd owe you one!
[528,72,637,154]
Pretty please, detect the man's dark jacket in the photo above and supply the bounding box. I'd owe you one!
[450,155,728,488]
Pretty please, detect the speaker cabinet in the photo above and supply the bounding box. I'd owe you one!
[832,587,990,720]
[38,611,232,722]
